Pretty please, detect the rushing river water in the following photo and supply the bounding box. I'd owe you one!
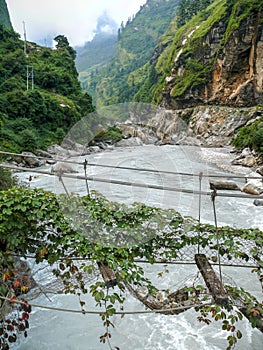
[13,145,262,350]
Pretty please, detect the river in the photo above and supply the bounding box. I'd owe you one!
[12,145,262,350]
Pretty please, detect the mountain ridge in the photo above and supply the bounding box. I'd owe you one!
[80,0,262,109]
[78,0,180,106]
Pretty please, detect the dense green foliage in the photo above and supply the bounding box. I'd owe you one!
[0,187,262,349]
[232,116,263,154]
[135,0,224,102]
[0,27,94,153]
[0,168,16,190]
[176,0,213,27]
[80,0,180,106]
[78,0,262,110]
[0,0,12,29]
[91,126,124,145]
[136,0,262,104]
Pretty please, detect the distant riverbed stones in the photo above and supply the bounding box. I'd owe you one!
[231,147,262,167]
[242,171,263,195]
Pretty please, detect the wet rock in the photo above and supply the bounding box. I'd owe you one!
[51,162,78,174]
[21,152,44,168]
[242,178,263,195]
[209,180,240,191]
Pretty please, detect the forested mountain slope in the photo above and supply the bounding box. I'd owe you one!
[0,0,12,29]
[84,0,262,110]
[79,0,180,106]
[0,27,94,153]
[75,12,118,77]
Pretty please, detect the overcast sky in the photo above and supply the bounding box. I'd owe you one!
[6,0,147,46]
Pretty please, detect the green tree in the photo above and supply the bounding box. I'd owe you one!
[0,26,94,153]
[54,34,76,60]
[18,128,38,151]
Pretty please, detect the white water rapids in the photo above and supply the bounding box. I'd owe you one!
[12,145,262,349]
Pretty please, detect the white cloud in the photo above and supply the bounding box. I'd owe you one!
[6,0,146,46]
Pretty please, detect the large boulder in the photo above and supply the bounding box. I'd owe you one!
[242,173,263,195]
[51,162,78,174]
[209,180,240,191]
[231,154,257,167]
[21,152,44,168]
[47,144,70,157]
[116,137,143,147]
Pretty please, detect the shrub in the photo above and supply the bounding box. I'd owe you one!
[251,126,263,154]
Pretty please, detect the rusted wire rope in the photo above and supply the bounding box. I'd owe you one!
[0,150,261,180]
[0,163,262,200]
[0,295,211,315]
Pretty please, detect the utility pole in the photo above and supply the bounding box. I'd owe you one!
[23,21,34,91]
[26,65,34,91]
[23,21,27,56]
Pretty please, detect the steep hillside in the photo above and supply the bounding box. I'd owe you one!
[76,32,117,95]
[132,0,262,156]
[0,27,94,153]
[76,32,117,73]
[0,0,12,29]
[83,0,180,106]
[75,12,118,83]
[141,0,263,108]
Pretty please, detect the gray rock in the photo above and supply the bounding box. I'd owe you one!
[240,147,252,157]
[36,149,52,158]
[210,180,240,191]
[47,144,69,157]
[51,162,78,174]
[242,180,263,195]
[232,154,256,167]
[21,152,44,168]
[256,166,263,176]
[136,286,149,300]
[116,137,143,147]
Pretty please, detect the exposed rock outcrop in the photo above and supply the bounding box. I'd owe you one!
[119,105,262,150]
[161,7,263,109]
[115,136,144,147]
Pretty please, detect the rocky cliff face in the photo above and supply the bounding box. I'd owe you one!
[118,104,262,149]
[160,4,263,109]
[207,12,263,106]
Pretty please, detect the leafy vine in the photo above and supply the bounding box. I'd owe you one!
[0,187,262,349]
